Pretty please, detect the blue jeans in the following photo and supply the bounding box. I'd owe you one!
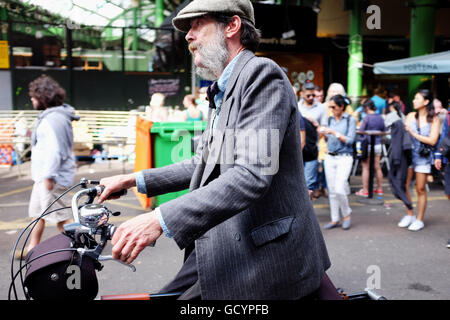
[318,160,327,190]
[304,159,319,191]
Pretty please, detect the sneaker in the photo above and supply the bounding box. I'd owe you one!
[355,189,368,197]
[398,215,416,228]
[342,218,352,230]
[447,239,450,249]
[408,219,424,231]
[374,189,384,196]
[323,222,339,230]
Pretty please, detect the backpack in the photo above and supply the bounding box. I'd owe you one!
[303,117,318,162]
[355,135,369,160]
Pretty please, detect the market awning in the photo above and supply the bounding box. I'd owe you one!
[373,50,450,75]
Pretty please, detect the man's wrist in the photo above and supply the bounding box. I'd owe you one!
[123,173,137,188]
[155,207,173,238]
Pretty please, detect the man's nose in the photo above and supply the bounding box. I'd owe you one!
[185,29,194,42]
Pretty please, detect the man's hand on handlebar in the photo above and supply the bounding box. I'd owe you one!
[111,211,163,264]
[98,173,136,203]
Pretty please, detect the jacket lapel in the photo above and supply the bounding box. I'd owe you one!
[199,50,255,187]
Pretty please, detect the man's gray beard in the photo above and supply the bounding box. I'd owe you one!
[193,30,229,81]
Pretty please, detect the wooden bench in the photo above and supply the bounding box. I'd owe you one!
[0,109,146,175]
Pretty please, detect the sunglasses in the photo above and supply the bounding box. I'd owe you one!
[305,94,315,98]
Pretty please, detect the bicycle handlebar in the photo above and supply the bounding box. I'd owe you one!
[71,182,127,224]
[65,179,135,272]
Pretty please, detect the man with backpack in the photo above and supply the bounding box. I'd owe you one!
[300,113,319,199]
[298,81,328,198]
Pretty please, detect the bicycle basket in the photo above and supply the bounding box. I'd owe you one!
[24,234,98,300]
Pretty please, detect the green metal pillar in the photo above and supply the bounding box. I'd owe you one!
[1,6,8,40]
[347,0,363,109]
[132,2,139,51]
[66,26,73,105]
[408,0,437,105]
[155,0,164,27]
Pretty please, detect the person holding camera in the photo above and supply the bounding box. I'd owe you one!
[320,94,356,230]
[400,90,440,231]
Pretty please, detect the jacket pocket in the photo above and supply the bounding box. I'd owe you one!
[250,216,294,247]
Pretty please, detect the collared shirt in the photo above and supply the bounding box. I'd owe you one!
[327,113,356,154]
[298,100,328,127]
[211,51,243,132]
[136,52,243,238]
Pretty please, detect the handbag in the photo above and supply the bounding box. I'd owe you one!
[416,119,433,158]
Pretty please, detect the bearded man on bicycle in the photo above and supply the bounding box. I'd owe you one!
[99,0,331,300]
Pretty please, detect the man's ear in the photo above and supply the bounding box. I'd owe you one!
[224,15,242,39]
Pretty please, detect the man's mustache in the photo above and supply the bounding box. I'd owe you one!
[188,43,199,53]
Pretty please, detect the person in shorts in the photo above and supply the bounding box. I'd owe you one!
[355,99,386,197]
[15,75,79,259]
[400,90,440,231]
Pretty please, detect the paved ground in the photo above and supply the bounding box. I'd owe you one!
[1,160,449,300]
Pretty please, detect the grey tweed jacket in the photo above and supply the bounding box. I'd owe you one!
[141,50,331,299]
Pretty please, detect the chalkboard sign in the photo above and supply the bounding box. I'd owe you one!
[148,78,181,97]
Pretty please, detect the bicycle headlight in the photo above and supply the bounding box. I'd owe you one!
[79,204,110,228]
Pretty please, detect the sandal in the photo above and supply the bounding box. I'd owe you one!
[13,248,29,261]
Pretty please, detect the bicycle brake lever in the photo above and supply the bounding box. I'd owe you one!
[98,255,136,272]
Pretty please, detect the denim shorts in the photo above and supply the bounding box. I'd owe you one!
[367,144,382,156]
[413,164,431,174]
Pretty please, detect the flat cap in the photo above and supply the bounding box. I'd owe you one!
[172,0,255,33]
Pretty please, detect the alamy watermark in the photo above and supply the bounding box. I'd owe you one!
[169,127,281,176]
[366,265,381,290]
[366,5,381,30]
[66,265,81,290]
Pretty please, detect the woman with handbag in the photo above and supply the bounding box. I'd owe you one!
[400,90,440,231]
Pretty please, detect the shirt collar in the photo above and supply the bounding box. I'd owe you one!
[217,52,243,93]
[331,112,349,120]
[299,100,320,109]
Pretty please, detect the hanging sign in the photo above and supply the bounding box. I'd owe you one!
[0,40,10,69]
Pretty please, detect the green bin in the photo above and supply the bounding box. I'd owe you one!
[150,121,207,207]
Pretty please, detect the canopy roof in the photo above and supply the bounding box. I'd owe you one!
[373,50,450,75]
[16,0,183,28]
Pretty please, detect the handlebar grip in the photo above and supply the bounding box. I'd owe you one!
[98,185,127,199]
[109,189,127,198]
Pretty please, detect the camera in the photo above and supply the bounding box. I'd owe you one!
[418,144,432,158]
